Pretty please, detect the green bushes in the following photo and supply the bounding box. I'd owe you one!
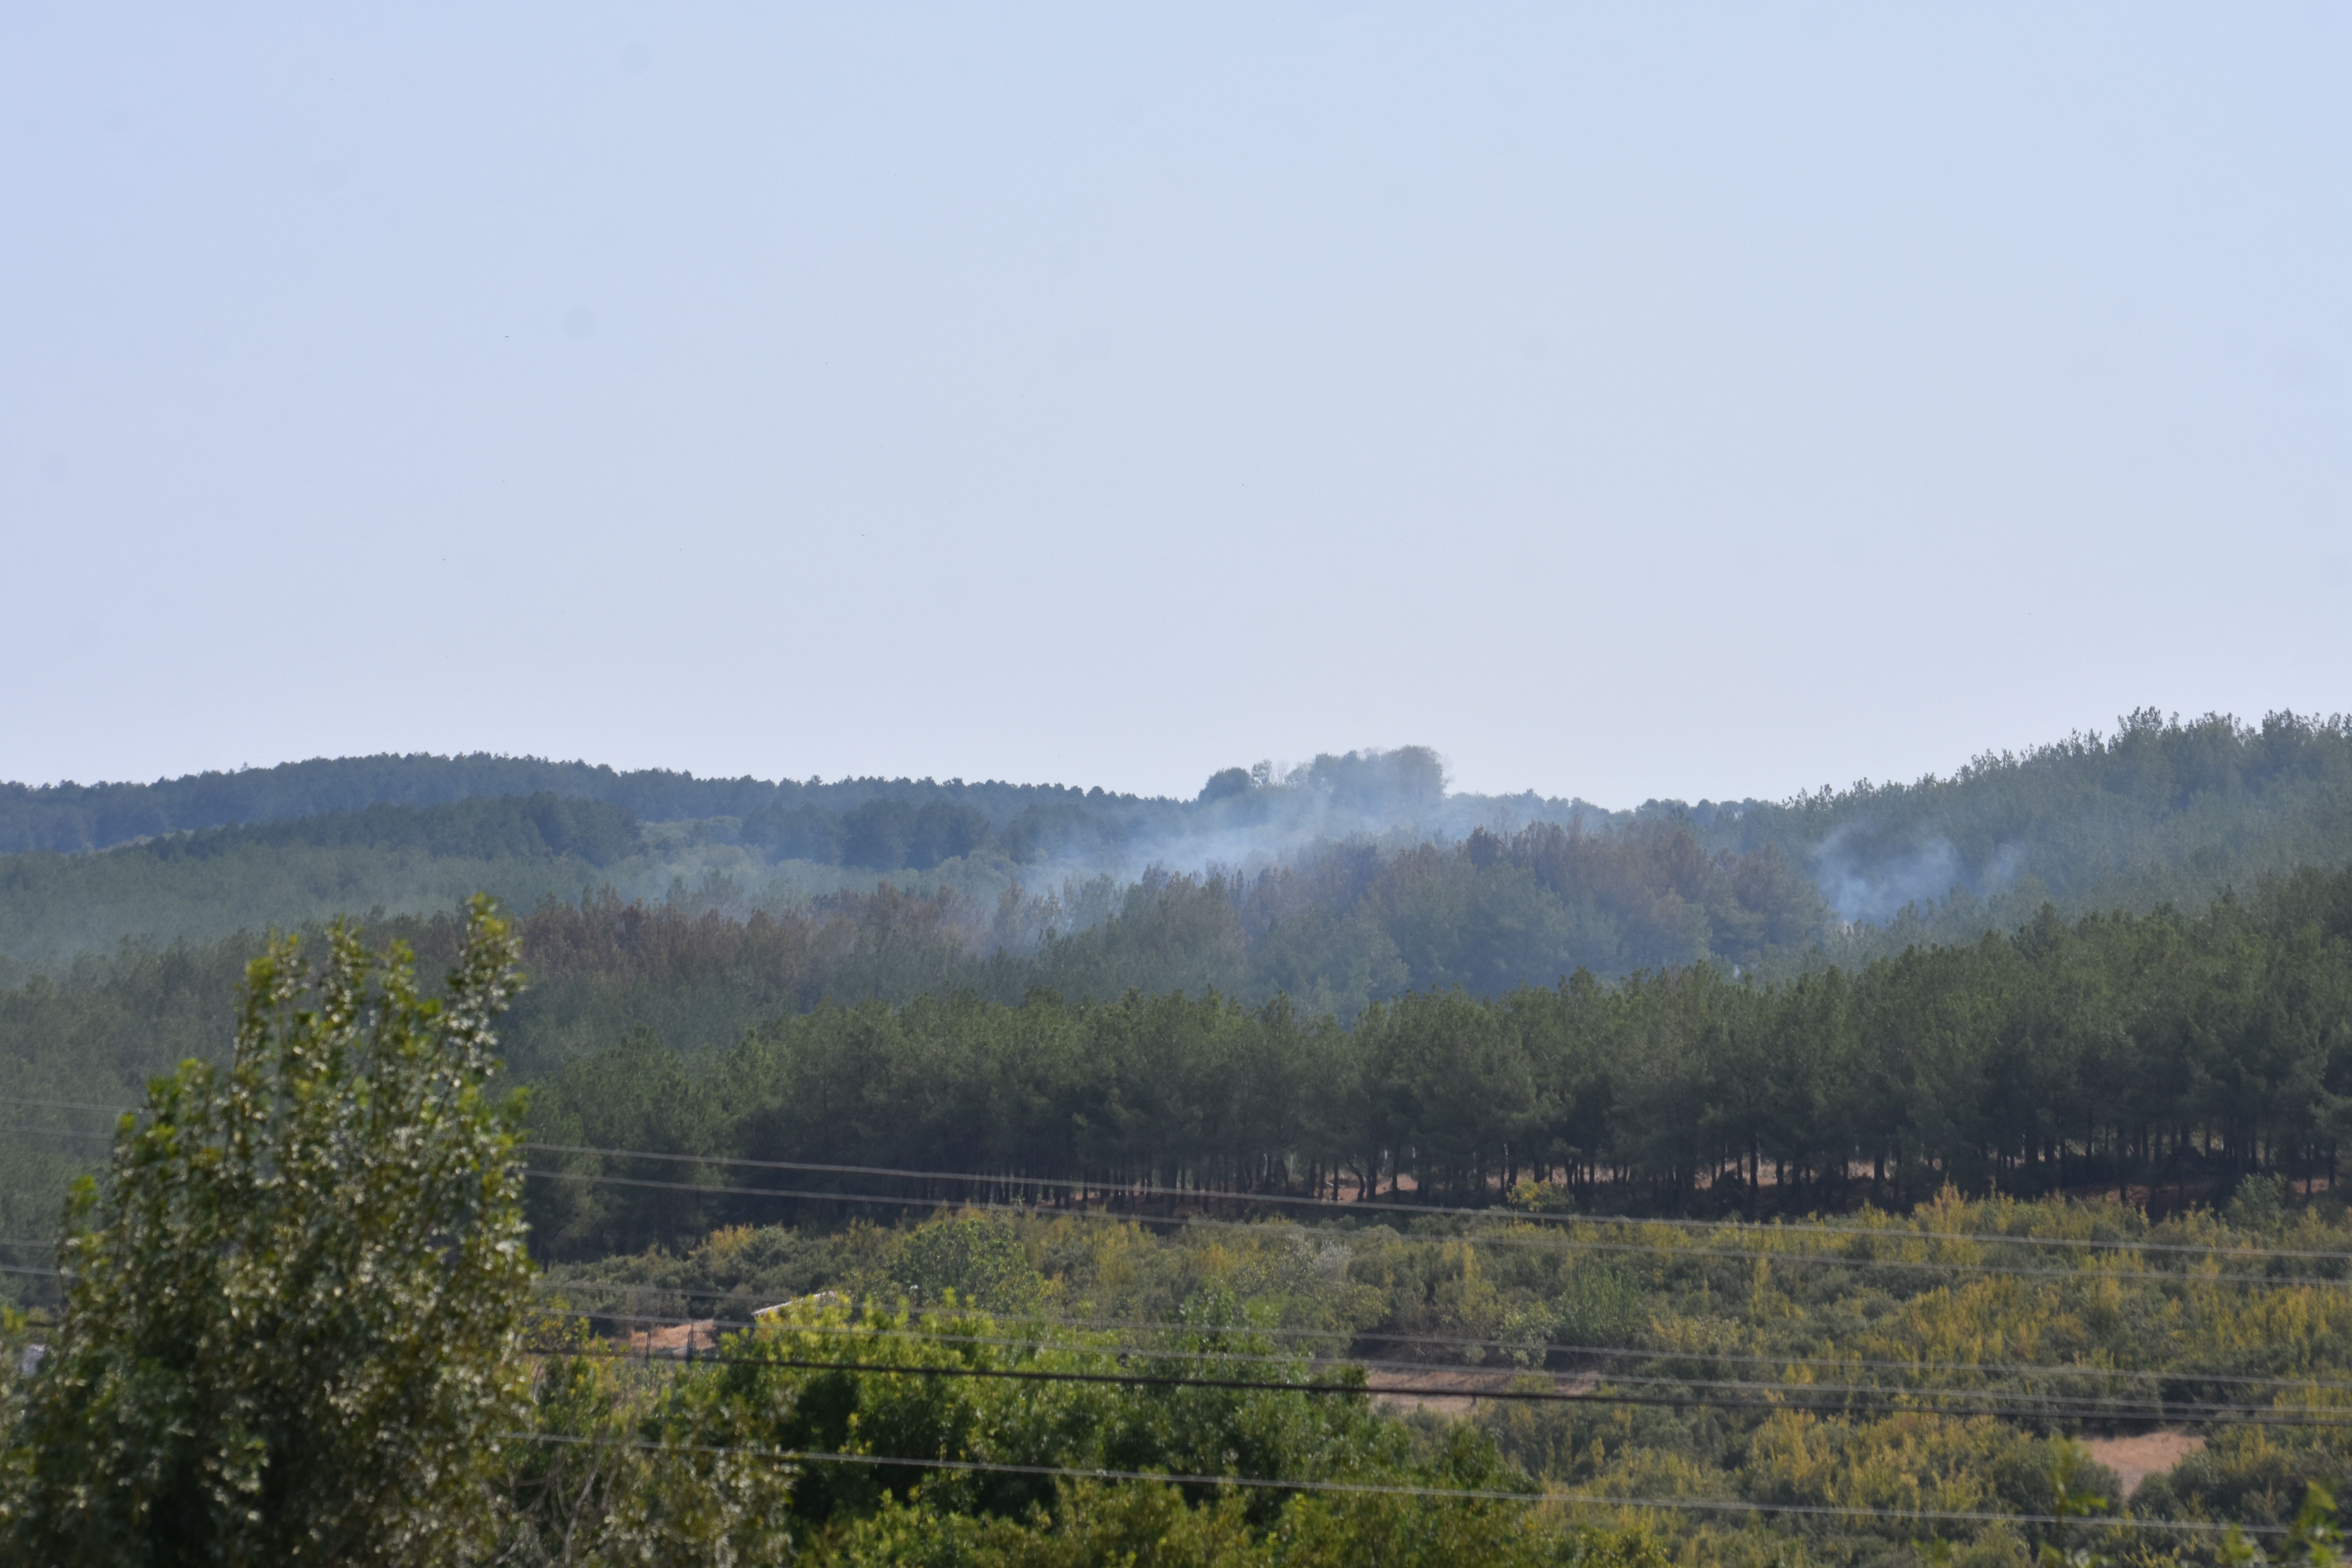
[502,1295,1666,1568]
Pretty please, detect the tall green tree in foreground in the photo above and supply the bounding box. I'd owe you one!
[3,897,531,1566]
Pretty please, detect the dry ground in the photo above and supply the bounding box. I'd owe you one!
[2080,1428,2205,1497]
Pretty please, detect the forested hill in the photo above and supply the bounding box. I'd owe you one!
[2,712,2349,976]
[10,711,2349,905]
[0,752,1128,855]
[0,744,1581,859]
[1695,708,2352,938]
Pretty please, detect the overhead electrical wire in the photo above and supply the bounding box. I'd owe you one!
[530,1278,2352,1392]
[19,1113,2352,1371]
[519,1166,2352,1288]
[24,1251,2326,1425]
[8,1095,2342,1267]
[524,1307,2352,1426]
[18,1242,2343,1425]
[520,1139,2352,1263]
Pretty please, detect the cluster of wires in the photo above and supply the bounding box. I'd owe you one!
[512,1292,2352,1426]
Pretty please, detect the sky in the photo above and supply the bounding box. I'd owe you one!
[3,4,2346,807]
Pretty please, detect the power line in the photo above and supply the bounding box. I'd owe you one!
[528,1277,2352,1390]
[9,1096,2343,1268]
[507,1429,2281,1537]
[520,1167,2352,1288]
[0,1123,118,1142]
[14,1224,2327,1418]
[22,1245,2338,1427]
[22,1257,2330,1423]
[22,1133,2350,1381]
[521,1138,2352,1264]
[526,1308,2352,1425]
[23,1241,2314,1410]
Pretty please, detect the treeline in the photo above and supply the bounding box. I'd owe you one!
[523,862,2352,1260]
[0,745,1475,857]
[0,751,1137,856]
[10,821,2349,1214]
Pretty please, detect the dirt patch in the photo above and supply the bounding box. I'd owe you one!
[2081,1428,2204,1497]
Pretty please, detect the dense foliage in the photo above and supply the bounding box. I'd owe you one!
[495,1294,1668,1567]
[533,1191,2352,1564]
[500,862,2350,1261]
[9,717,2352,1558]
[0,748,1522,970]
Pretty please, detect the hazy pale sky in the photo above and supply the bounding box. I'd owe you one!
[3,5,2345,806]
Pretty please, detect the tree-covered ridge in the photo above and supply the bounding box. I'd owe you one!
[1705,708,2352,925]
[21,708,2352,1008]
[0,800,651,973]
[9,713,2352,964]
[0,752,1144,855]
[0,745,1479,857]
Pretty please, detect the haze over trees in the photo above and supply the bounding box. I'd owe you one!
[4,713,2348,975]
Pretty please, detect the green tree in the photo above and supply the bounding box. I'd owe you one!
[3,898,532,1566]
